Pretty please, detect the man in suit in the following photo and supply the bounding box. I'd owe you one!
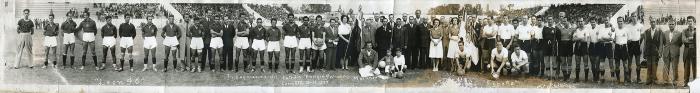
[643,19,663,85]
[376,16,393,59]
[662,22,682,86]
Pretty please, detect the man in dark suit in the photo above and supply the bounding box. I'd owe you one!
[405,16,419,69]
[643,20,663,85]
[662,22,682,86]
[375,16,393,58]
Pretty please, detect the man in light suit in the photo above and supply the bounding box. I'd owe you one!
[662,22,683,86]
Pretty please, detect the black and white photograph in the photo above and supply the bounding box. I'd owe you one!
[0,0,698,93]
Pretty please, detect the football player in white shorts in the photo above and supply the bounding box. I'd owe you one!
[100,16,118,70]
[209,17,225,72]
[118,14,137,72]
[250,18,268,72]
[162,15,181,72]
[61,13,78,69]
[267,18,283,73]
[234,13,251,72]
[189,17,205,72]
[76,11,98,70]
[43,13,59,68]
[282,14,299,73]
[298,16,314,72]
[141,16,159,72]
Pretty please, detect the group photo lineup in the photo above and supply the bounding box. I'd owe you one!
[0,0,697,92]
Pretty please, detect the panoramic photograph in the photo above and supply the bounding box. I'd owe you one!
[0,0,696,93]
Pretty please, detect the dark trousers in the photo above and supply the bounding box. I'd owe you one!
[223,45,234,70]
[420,47,430,69]
[326,47,337,70]
[313,49,325,69]
[408,46,420,69]
[201,43,212,70]
[684,47,696,83]
[646,55,658,83]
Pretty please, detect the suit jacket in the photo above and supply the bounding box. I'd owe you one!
[663,30,682,58]
[643,28,663,56]
[375,25,393,50]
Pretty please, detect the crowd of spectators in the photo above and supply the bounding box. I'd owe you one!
[248,4,289,19]
[544,4,624,21]
[93,3,165,21]
[173,3,249,19]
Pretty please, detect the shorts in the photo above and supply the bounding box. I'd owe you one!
[119,37,134,48]
[628,41,641,55]
[63,33,76,44]
[143,36,158,49]
[615,44,628,60]
[429,39,444,58]
[189,37,204,49]
[542,40,556,56]
[102,37,116,47]
[234,37,250,49]
[558,40,573,56]
[82,33,95,42]
[210,37,224,49]
[43,36,58,47]
[601,43,614,58]
[446,40,459,58]
[575,42,588,56]
[311,38,327,50]
[266,41,281,52]
[298,38,312,49]
[251,39,267,51]
[283,36,298,48]
[485,39,496,50]
[162,36,179,47]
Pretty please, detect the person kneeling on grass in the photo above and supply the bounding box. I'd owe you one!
[377,50,393,79]
[489,42,509,79]
[509,46,529,75]
[358,42,378,77]
[392,48,407,79]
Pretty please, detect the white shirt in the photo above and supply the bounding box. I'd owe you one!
[484,25,497,39]
[615,27,628,45]
[491,47,509,62]
[338,23,352,35]
[599,26,613,42]
[393,55,405,66]
[499,24,514,39]
[627,23,643,41]
[516,25,532,40]
[510,50,528,64]
[533,25,543,39]
[574,28,588,42]
[459,42,480,64]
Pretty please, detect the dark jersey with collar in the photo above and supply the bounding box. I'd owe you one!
[283,21,298,36]
[44,22,59,36]
[76,18,97,33]
[61,20,77,33]
[237,21,250,37]
[101,22,117,37]
[267,26,282,41]
[251,25,266,40]
[18,19,34,34]
[142,22,158,37]
[162,23,180,37]
[119,22,136,37]
[298,23,313,38]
